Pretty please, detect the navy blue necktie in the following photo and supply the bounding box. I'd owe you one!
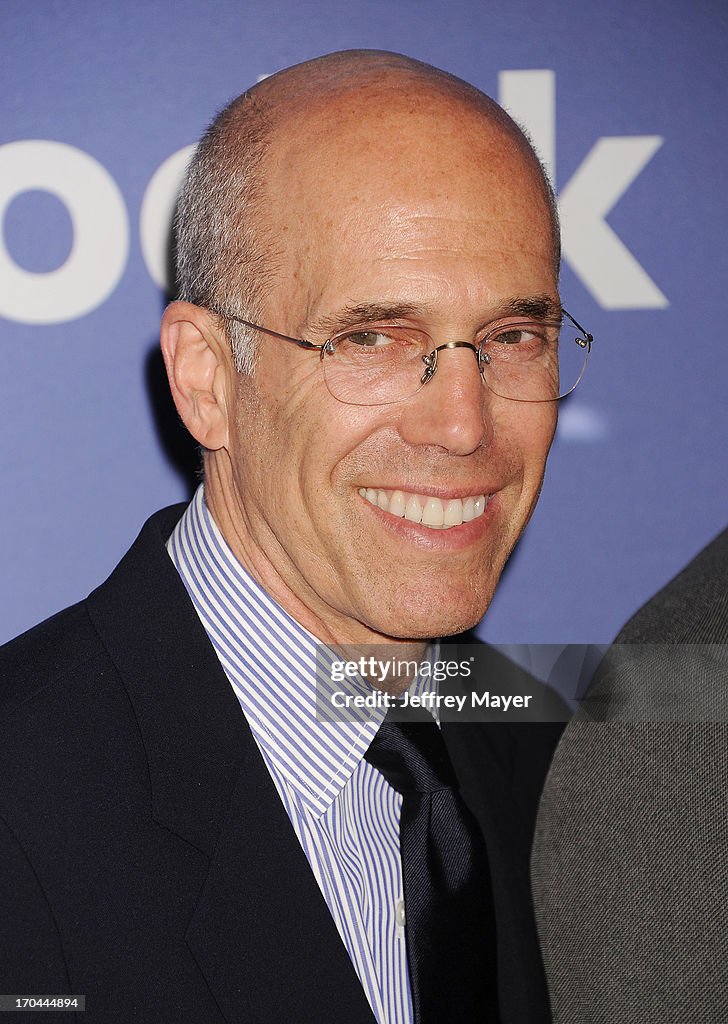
[365,711,499,1023]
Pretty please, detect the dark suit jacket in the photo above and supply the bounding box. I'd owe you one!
[0,504,562,1023]
[532,526,728,1023]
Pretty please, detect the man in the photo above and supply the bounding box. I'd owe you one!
[532,527,728,1023]
[0,51,586,1022]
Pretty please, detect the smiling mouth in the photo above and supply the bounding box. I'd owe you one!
[358,487,490,530]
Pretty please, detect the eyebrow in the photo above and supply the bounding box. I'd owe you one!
[307,302,427,337]
[488,295,563,322]
[306,294,562,338]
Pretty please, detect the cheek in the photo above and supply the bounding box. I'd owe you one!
[526,404,558,462]
[493,402,557,485]
[230,378,294,501]
[520,409,557,522]
[240,375,383,516]
[295,409,384,507]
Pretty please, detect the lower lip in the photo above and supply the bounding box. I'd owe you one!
[358,493,500,551]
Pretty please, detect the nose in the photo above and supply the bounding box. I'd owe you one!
[398,343,493,456]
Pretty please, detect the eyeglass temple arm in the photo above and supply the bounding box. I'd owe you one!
[562,308,594,349]
[210,310,324,351]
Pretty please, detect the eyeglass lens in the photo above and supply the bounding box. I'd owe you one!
[320,321,589,406]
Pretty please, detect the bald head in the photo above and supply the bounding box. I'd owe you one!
[248,50,517,131]
[174,50,559,371]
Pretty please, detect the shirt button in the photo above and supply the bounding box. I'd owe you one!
[396,898,406,927]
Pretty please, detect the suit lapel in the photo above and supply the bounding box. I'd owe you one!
[87,505,375,1024]
[186,760,375,1024]
[86,504,250,858]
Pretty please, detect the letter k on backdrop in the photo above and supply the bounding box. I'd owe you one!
[500,70,667,310]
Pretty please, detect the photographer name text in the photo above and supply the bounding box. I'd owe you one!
[329,690,533,712]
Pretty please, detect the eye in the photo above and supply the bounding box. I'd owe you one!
[344,330,396,349]
[492,326,540,345]
[486,321,558,357]
[333,327,431,363]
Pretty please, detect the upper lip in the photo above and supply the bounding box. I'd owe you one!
[357,484,496,499]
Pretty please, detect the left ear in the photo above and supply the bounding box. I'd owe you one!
[160,301,233,451]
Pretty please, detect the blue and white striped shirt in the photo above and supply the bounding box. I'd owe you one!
[167,485,422,1024]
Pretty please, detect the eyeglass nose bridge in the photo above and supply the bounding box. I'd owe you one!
[420,341,482,386]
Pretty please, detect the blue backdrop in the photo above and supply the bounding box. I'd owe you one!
[2,0,726,647]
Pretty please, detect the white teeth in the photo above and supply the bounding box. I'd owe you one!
[359,487,489,530]
[422,498,445,527]
[404,494,423,524]
[389,490,406,517]
[444,498,463,526]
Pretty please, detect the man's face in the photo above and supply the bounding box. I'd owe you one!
[219,90,558,644]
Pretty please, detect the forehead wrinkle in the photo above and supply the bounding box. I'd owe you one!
[371,244,550,263]
[340,169,553,241]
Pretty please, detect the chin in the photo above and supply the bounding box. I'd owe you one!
[371,588,494,642]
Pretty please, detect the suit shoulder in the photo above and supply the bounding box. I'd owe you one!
[0,597,147,832]
[0,600,106,718]
[618,525,728,643]
[0,501,189,718]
